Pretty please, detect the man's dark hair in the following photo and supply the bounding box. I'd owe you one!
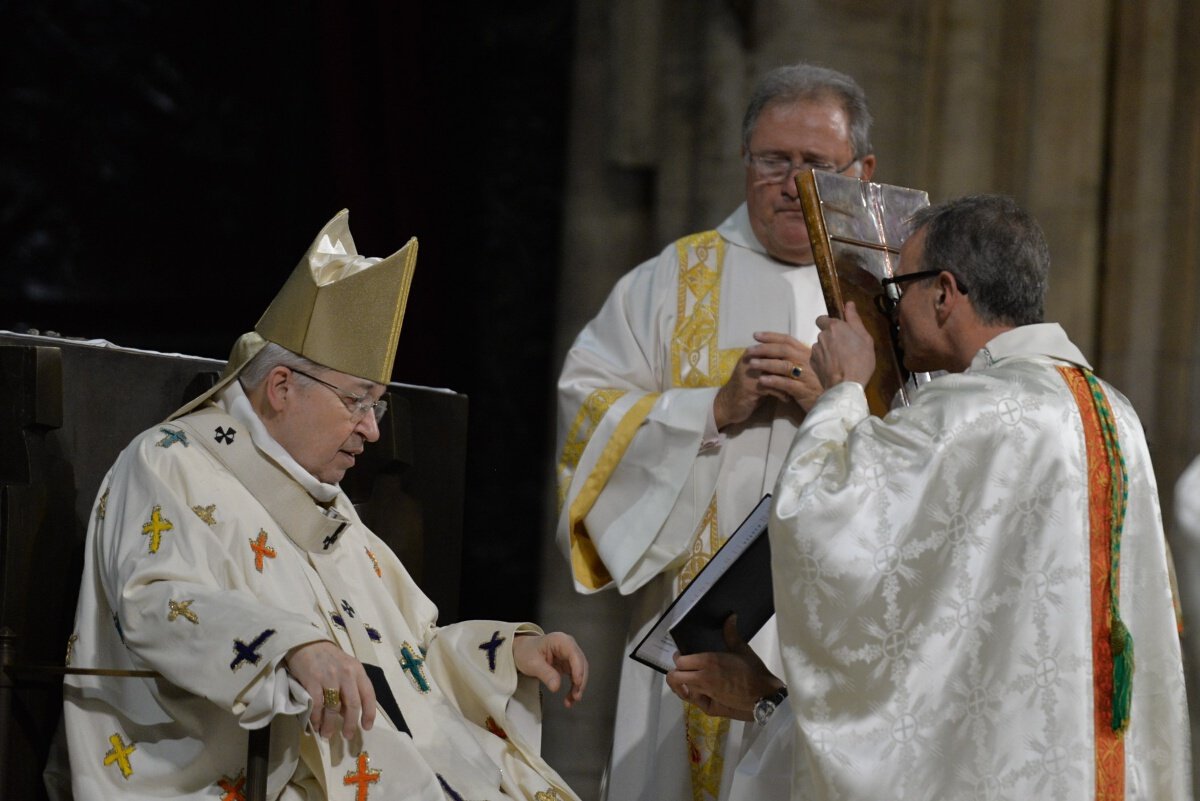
[909,194,1049,326]
[741,62,873,159]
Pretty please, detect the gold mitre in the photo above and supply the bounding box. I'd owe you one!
[255,208,417,383]
[168,209,417,420]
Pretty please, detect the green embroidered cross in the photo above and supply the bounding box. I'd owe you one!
[399,642,430,693]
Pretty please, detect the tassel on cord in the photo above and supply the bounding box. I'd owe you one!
[1110,617,1134,733]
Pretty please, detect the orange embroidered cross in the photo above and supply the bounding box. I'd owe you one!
[485,715,508,739]
[103,732,136,779]
[217,770,246,801]
[141,506,173,553]
[365,547,382,577]
[250,530,276,572]
[343,751,381,800]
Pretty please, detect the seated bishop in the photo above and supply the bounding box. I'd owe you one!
[62,210,587,801]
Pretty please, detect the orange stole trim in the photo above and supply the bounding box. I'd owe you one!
[1058,366,1124,799]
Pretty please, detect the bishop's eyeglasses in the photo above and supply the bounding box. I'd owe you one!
[875,270,970,317]
[288,367,388,422]
[744,153,860,183]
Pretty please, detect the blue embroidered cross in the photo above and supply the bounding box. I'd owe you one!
[230,629,275,671]
[341,599,356,618]
[214,426,237,445]
[479,630,506,672]
[437,775,465,801]
[323,524,347,550]
[365,624,382,643]
[156,428,189,448]
[399,642,430,692]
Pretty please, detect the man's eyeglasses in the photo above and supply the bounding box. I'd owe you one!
[288,367,388,422]
[744,153,860,184]
[874,270,970,317]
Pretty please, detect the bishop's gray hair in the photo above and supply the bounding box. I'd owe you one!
[238,341,326,391]
[909,194,1049,327]
[741,62,874,159]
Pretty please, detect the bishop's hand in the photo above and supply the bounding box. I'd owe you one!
[513,631,589,709]
[285,640,377,740]
[811,302,876,389]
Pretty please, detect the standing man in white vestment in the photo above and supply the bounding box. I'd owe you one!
[63,210,589,800]
[554,63,875,801]
[760,194,1189,799]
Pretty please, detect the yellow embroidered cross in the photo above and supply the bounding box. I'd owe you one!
[103,732,136,779]
[365,547,382,577]
[65,633,78,666]
[250,530,276,572]
[343,751,381,801]
[97,488,109,521]
[217,770,246,801]
[192,504,217,526]
[141,506,173,553]
[168,599,199,624]
[535,789,568,801]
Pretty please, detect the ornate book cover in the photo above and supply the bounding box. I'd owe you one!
[798,170,930,415]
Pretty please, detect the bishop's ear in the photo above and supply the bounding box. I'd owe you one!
[264,365,294,411]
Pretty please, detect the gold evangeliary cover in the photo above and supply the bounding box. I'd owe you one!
[798,170,929,416]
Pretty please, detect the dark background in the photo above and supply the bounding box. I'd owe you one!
[1,1,576,622]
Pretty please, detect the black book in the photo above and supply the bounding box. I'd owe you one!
[630,495,773,673]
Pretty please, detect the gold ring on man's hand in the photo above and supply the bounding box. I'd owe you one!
[323,687,342,709]
[790,364,804,379]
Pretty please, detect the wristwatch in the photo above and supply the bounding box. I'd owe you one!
[753,686,788,726]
